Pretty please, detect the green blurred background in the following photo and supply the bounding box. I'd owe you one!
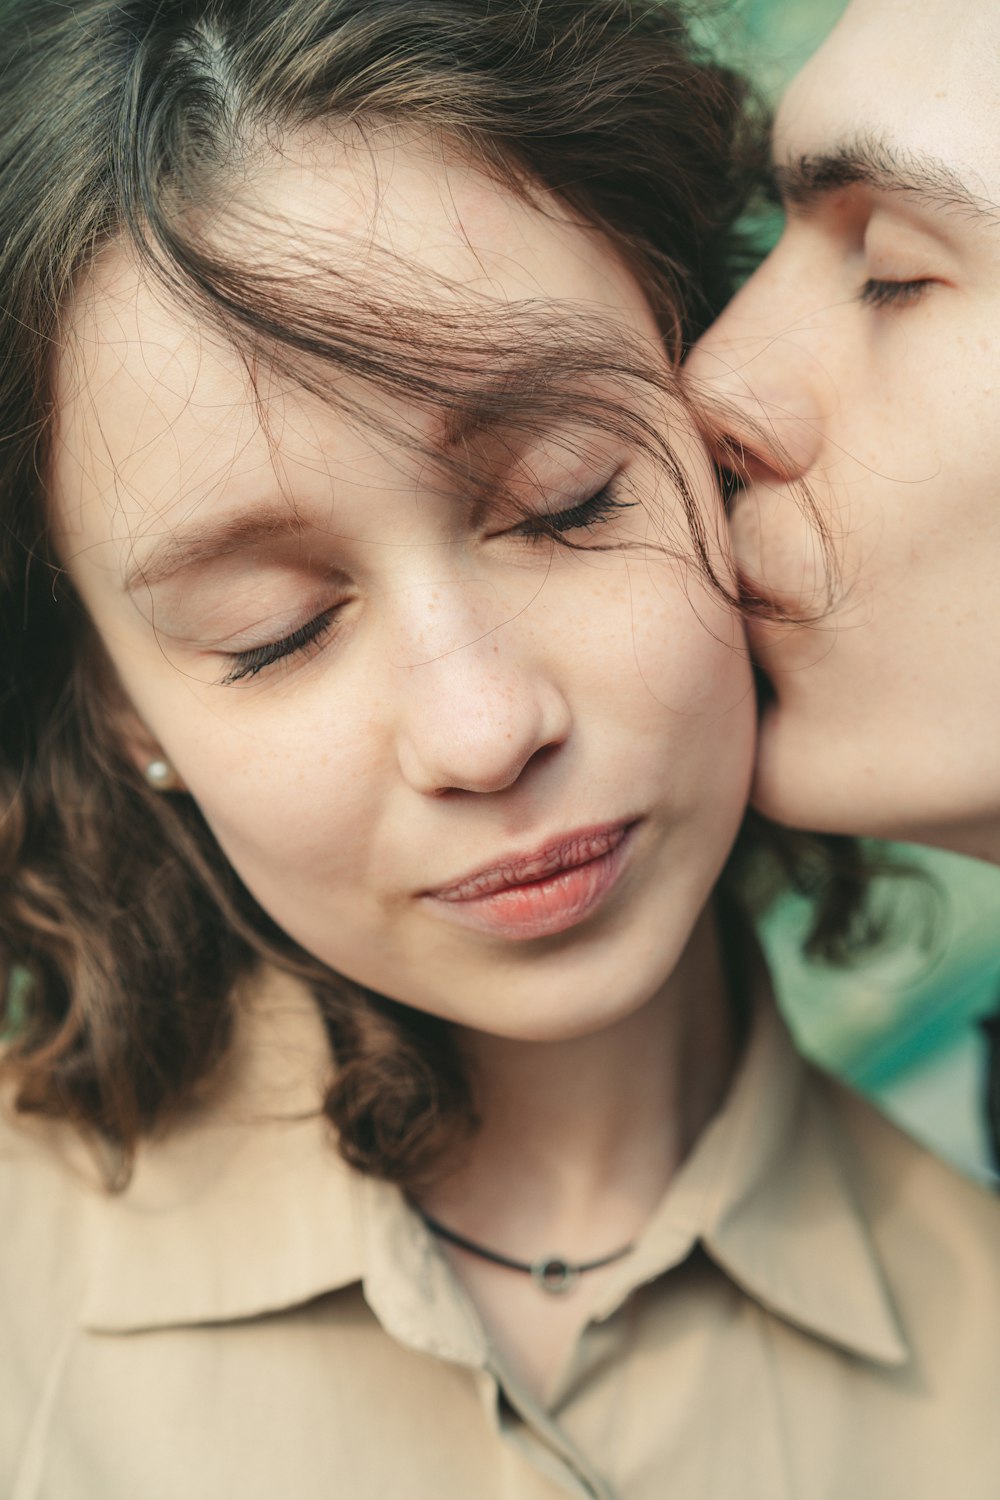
[724,0,1000,1184]
[718,0,849,95]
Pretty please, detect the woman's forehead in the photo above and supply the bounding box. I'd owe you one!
[240,124,651,315]
[53,257,269,544]
[51,129,663,550]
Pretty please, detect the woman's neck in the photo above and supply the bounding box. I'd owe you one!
[419,906,740,1259]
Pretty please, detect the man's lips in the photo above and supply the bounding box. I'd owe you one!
[427,821,636,902]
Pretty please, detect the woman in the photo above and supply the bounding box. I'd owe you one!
[2,3,999,1496]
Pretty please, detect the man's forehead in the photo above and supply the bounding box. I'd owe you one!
[774,0,1000,209]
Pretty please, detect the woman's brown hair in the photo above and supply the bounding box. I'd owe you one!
[0,0,868,1190]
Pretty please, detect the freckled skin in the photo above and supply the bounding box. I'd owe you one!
[53,129,753,1042]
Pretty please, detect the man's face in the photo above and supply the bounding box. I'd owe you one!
[691,0,1000,860]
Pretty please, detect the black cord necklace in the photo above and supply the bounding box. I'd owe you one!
[418,1208,636,1294]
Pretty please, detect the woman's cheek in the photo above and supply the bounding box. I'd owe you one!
[623,565,751,720]
[164,690,384,882]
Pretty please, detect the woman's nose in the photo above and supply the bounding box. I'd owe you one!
[688,264,834,484]
[393,611,571,798]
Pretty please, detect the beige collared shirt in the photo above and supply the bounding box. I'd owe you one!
[3,967,1000,1499]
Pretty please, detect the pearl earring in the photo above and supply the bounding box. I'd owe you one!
[144,758,176,790]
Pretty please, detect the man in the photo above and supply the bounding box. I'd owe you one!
[691,0,1000,868]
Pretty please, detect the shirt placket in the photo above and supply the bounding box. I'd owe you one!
[485,1356,619,1500]
[359,1177,619,1497]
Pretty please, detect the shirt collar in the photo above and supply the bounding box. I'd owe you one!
[80,965,909,1368]
[80,967,367,1332]
[706,1006,910,1367]
[589,985,909,1367]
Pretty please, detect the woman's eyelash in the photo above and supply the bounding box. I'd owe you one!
[860,277,934,310]
[514,482,635,539]
[221,609,337,685]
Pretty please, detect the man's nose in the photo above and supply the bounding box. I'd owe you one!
[688,263,835,484]
[392,601,571,798]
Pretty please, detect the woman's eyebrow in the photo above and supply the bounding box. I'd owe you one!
[121,381,630,594]
[120,404,512,595]
[122,507,307,594]
[773,133,994,223]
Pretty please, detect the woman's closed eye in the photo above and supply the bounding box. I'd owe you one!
[218,478,636,685]
[512,478,635,541]
[220,608,339,685]
[859,276,936,310]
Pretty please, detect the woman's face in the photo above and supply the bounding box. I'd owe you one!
[52,131,753,1041]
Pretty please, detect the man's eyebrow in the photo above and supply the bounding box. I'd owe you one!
[122,506,307,593]
[773,134,994,221]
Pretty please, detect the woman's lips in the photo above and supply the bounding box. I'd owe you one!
[423,821,638,941]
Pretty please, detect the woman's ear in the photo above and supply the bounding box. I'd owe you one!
[117,707,188,793]
[74,613,189,791]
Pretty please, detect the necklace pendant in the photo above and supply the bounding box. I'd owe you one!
[530,1255,580,1294]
